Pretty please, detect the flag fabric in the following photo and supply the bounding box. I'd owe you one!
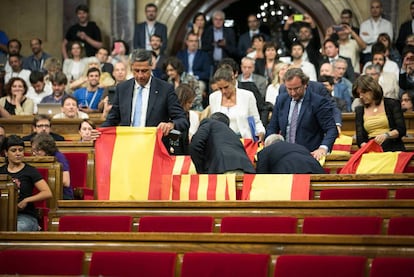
[160,174,236,200]
[172,156,197,175]
[331,134,353,157]
[95,127,174,200]
[240,138,260,163]
[241,174,310,200]
[339,140,414,174]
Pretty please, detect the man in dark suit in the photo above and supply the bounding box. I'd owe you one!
[201,10,238,68]
[102,49,188,137]
[133,3,168,54]
[256,134,325,174]
[95,47,113,75]
[176,32,212,84]
[266,68,338,161]
[237,14,270,57]
[396,1,414,54]
[190,112,255,174]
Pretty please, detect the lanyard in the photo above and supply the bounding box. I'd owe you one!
[84,89,98,108]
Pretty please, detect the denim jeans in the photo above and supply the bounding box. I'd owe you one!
[17,213,39,231]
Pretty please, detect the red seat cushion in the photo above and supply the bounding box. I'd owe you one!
[89,251,176,277]
[3,249,84,275]
[221,216,297,234]
[138,216,214,232]
[274,255,366,277]
[320,188,388,200]
[181,252,269,277]
[59,215,133,232]
[395,188,414,199]
[302,216,383,235]
[387,217,414,236]
[370,257,414,277]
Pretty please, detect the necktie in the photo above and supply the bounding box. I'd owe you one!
[132,86,143,126]
[289,101,299,143]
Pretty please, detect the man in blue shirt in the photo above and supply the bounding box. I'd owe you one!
[73,67,104,113]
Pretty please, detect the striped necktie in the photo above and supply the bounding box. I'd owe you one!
[289,101,299,143]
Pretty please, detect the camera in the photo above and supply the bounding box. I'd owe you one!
[333,25,344,32]
[293,14,303,22]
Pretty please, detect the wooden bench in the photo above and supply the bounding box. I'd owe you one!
[0,177,17,231]
[49,200,414,232]
[1,232,413,276]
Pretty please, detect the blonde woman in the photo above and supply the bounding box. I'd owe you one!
[265,62,290,105]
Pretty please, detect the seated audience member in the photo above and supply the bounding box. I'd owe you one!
[43,57,62,85]
[31,133,74,200]
[108,39,130,67]
[73,67,105,113]
[254,41,279,83]
[256,134,325,174]
[62,41,87,83]
[22,38,51,73]
[365,63,399,100]
[318,75,349,112]
[246,34,266,60]
[163,56,203,111]
[4,38,23,74]
[362,42,400,81]
[289,41,317,81]
[209,66,265,141]
[354,75,406,152]
[69,56,114,91]
[112,61,128,85]
[22,114,64,141]
[27,71,52,113]
[0,135,52,231]
[377,32,401,67]
[78,119,96,142]
[320,38,355,83]
[40,72,69,104]
[0,77,34,115]
[238,56,268,100]
[5,54,31,87]
[95,47,113,75]
[401,90,414,112]
[265,62,290,106]
[53,95,89,119]
[399,45,414,91]
[190,112,255,174]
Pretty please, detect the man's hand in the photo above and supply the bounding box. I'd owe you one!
[157,122,174,136]
[90,129,102,141]
[311,147,327,161]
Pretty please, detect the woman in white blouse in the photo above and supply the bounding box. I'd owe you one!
[62,41,87,83]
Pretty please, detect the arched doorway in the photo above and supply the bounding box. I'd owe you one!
[165,0,336,55]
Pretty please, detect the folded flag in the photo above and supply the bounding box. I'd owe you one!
[161,174,236,200]
[240,138,260,163]
[241,174,310,200]
[340,140,414,174]
[331,134,353,157]
[95,127,174,200]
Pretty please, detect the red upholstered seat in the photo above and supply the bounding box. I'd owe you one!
[395,188,414,199]
[370,257,414,277]
[64,152,94,199]
[89,251,176,277]
[220,216,297,234]
[387,217,414,236]
[58,215,133,232]
[274,255,366,277]
[181,252,269,277]
[0,251,4,274]
[138,216,214,232]
[320,188,388,200]
[34,168,50,231]
[302,216,383,235]
[2,249,84,275]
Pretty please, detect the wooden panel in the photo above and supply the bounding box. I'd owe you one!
[0,176,17,231]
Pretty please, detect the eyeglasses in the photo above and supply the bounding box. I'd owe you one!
[36,124,50,128]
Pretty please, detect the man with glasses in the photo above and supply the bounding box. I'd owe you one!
[266,68,338,161]
[238,14,270,57]
[22,114,64,141]
[102,49,188,138]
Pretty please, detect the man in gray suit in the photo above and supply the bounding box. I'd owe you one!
[237,56,268,100]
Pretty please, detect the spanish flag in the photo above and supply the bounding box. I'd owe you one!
[241,139,260,163]
[161,174,236,200]
[241,174,310,200]
[340,140,414,174]
[95,127,174,200]
[331,134,353,157]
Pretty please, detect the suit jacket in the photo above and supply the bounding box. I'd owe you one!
[101,77,189,132]
[266,88,338,152]
[176,49,212,82]
[101,62,114,75]
[201,26,239,61]
[355,98,406,152]
[279,81,342,126]
[256,141,325,174]
[396,20,413,54]
[133,21,168,53]
[238,74,268,99]
[319,55,355,83]
[190,118,255,174]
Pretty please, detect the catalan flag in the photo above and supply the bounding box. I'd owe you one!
[172,156,197,175]
[161,174,236,200]
[240,138,260,163]
[95,127,174,200]
[241,174,310,200]
[340,140,414,174]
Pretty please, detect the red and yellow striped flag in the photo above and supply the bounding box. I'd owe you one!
[161,174,236,200]
[95,127,174,200]
[331,134,353,157]
[241,174,310,200]
[240,138,260,163]
[172,156,197,175]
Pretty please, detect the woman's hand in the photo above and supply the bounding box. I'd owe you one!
[17,198,28,210]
